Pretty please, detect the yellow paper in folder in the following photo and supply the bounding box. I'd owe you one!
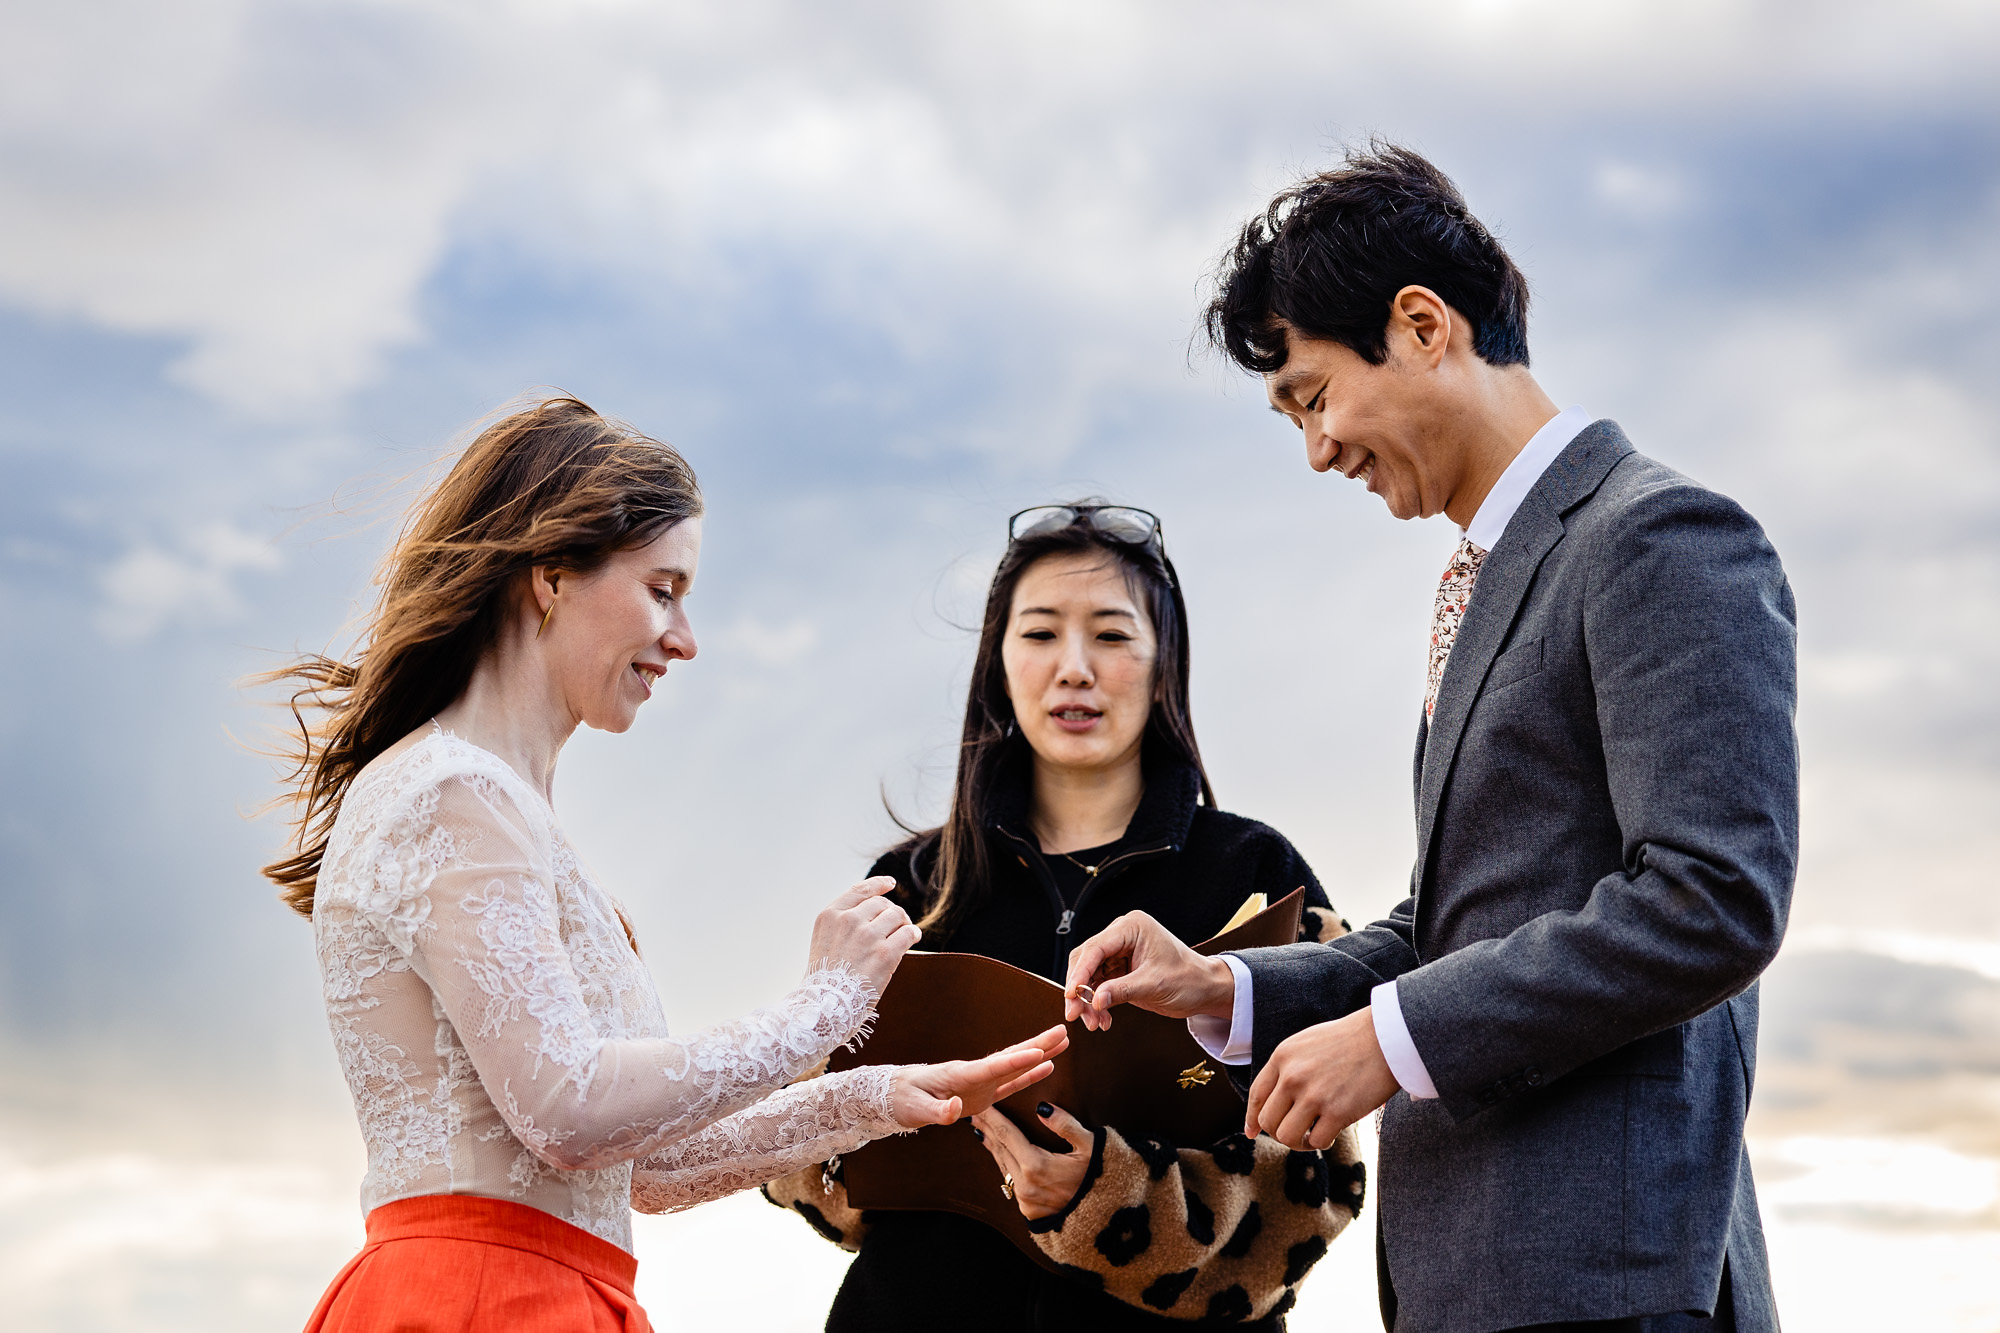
[1217,892,1269,935]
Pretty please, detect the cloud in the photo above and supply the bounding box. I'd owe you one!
[715,616,820,669]
[1761,1136,1999,1222]
[95,521,282,641]
[1789,928,2000,984]
[1593,161,1689,218]
[1,1,1995,417]
[0,1137,359,1332]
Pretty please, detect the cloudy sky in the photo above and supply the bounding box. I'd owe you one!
[2,2,1997,1329]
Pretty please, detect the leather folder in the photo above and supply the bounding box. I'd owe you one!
[827,888,1304,1270]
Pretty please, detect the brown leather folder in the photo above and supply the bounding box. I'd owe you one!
[827,889,1304,1270]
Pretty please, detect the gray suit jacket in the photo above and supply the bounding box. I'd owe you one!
[1234,422,1796,1333]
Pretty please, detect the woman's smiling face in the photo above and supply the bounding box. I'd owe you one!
[542,516,702,734]
[1001,551,1157,776]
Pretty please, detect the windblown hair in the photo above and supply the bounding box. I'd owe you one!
[260,396,702,918]
[1203,141,1531,374]
[909,504,1214,942]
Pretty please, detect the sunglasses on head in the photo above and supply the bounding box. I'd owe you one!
[1007,504,1164,550]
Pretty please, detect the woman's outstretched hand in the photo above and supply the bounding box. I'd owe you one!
[890,1025,1070,1129]
[809,876,922,997]
[970,1101,1094,1220]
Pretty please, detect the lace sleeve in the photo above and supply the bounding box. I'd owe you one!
[629,1065,908,1214]
[382,771,878,1173]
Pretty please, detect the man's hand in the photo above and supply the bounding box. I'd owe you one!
[1244,1007,1400,1149]
[1062,911,1235,1031]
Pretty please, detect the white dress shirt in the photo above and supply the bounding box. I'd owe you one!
[1191,406,1594,1098]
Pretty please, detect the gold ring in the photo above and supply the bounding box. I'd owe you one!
[1001,1174,1015,1201]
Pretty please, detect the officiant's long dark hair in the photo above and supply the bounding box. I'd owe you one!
[910,506,1214,941]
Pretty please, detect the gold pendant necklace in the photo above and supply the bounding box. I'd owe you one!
[1058,850,1102,877]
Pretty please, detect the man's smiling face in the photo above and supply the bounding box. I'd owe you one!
[1263,316,1455,522]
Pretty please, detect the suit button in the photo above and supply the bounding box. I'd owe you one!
[1524,1067,1543,1088]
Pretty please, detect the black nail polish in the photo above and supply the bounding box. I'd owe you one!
[1037,1102,1054,1119]
[971,1127,984,1142]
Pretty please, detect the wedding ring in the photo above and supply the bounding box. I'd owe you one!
[1001,1174,1015,1200]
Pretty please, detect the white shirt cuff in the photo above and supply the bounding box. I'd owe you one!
[1186,954,1255,1066]
[1371,979,1440,1099]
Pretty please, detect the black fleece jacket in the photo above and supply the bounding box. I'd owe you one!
[823,743,1337,1333]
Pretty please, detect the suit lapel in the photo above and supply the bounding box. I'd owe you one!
[1412,421,1635,901]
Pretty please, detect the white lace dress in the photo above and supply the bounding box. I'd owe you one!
[313,725,905,1252]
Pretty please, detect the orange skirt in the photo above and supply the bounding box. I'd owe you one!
[303,1194,651,1333]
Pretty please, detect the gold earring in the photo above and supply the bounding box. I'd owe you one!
[536,573,560,638]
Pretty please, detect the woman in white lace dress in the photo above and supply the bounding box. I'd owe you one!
[265,397,1065,1332]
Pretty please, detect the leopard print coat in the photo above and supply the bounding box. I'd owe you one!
[766,1116,1364,1323]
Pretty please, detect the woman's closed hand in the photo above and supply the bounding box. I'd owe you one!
[891,1026,1069,1130]
[970,1101,1095,1220]
[809,877,921,996]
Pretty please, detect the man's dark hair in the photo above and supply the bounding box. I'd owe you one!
[1203,142,1530,374]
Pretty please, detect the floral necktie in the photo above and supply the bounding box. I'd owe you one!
[1426,537,1488,720]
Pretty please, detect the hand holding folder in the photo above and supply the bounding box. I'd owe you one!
[827,889,1304,1269]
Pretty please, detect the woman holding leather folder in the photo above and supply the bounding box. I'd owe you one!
[263,397,1066,1332]
[766,503,1365,1330]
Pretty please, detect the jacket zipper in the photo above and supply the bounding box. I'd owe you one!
[996,824,1174,977]
[1060,841,1173,975]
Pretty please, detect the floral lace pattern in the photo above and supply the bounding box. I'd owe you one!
[631,1064,902,1213]
[314,727,903,1252]
[1426,536,1489,720]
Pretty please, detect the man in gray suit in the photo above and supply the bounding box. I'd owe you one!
[1063,145,1796,1332]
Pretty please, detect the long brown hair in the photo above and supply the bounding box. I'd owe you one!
[913,504,1214,941]
[260,396,702,918]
